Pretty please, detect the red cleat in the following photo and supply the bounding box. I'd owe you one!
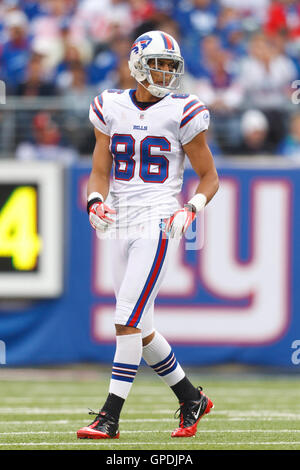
[77,410,120,439]
[171,387,214,438]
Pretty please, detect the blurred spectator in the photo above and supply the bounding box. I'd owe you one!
[87,35,132,89]
[219,0,270,27]
[7,38,61,148]
[30,0,76,41]
[55,42,83,90]
[29,3,93,79]
[238,33,297,109]
[55,41,92,90]
[265,0,300,39]
[16,53,57,96]
[177,28,242,153]
[223,22,247,58]
[16,111,79,164]
[278,113,300,158]
[129,0,157,27]
[62,62,94,106]
[185,34,222,78]
[217,6,239,35]
[191,45,242,152]
[193,48,242,111]
[61,62,97,155]
[0,9,31,93]
[66,54,136,154]
[72,0,133,43]
[0,1,8,44]
[155,16,181,43]
[152,0,175,16]
[29,37,64,79]
[113,57,136,89]
[236,109,271,155]
[20,0,46,21]
[217,9,247,57]
[173,0,220,47]
[237,32,297,149]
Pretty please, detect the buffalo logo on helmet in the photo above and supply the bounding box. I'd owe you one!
[131,35,153,54]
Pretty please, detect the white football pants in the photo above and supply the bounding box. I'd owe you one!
[111,221,180,338]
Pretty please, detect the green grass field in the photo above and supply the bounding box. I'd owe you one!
[0,366,300,450]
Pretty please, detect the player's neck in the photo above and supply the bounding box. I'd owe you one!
[135,83,161,103]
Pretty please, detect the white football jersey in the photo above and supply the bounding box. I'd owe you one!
[89,88,210,228]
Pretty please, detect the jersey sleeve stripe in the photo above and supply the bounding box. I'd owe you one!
[180,105,207,128]
[96,94,103,108]
[94,96,103,113]
[91,101,106,125]
[183,99,199,114]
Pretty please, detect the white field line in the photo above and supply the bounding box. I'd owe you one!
[0,419,173,425]
[0,408,174,414]
[0,419,174,425]
[1,396,299,404]
[0,441,300,447]
[2,418,300,426]
[1,387,299,397]
[0,397,177,402]
[2,388,300,394]
[0,408,172,414]
[0,429,300,436]
[1,408,300,419]
[1,387,299,394]
[0,373,298,384]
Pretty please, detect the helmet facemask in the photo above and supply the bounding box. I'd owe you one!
[140,54,184,97]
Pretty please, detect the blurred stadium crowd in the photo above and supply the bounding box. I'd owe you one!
[0,0,300,161]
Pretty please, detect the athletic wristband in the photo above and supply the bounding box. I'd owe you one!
[184,203,196,213]
[188,193,207,212]
[87,192,104,214]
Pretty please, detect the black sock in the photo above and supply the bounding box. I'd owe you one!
[171,376,200,403]
[101,393,125,421]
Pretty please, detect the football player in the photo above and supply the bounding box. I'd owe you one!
[77,30,219,440]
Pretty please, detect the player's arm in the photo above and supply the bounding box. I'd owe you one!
[87,128,112,199]
[87,128,116,231]
[165,131,219,238]
[183,130,219,207]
